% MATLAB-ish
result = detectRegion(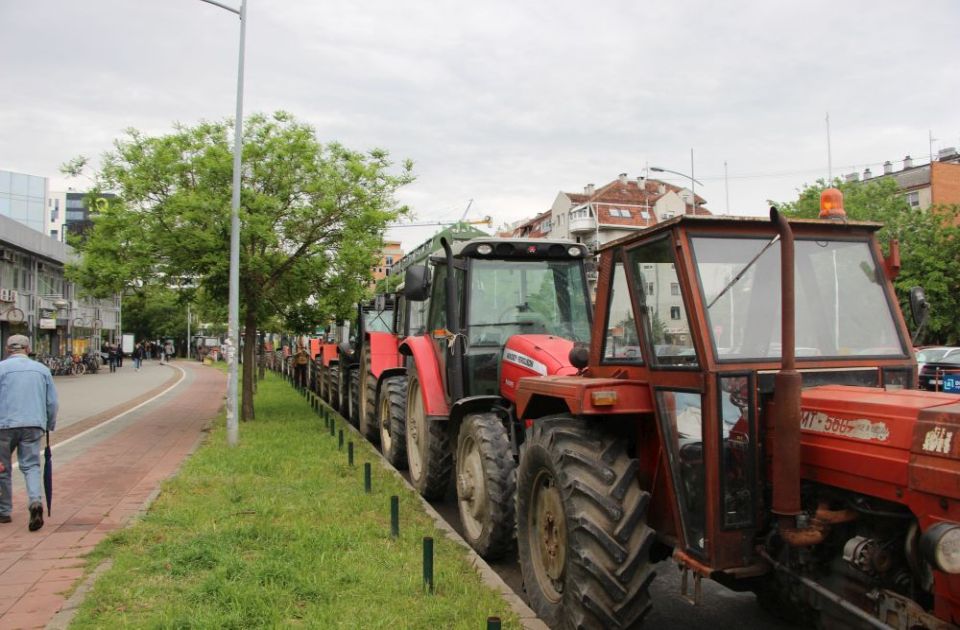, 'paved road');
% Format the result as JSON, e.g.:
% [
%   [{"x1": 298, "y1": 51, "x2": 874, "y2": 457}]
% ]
[{"x1": 0, "y1": 360, "x2": 225, "y2": 629}]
